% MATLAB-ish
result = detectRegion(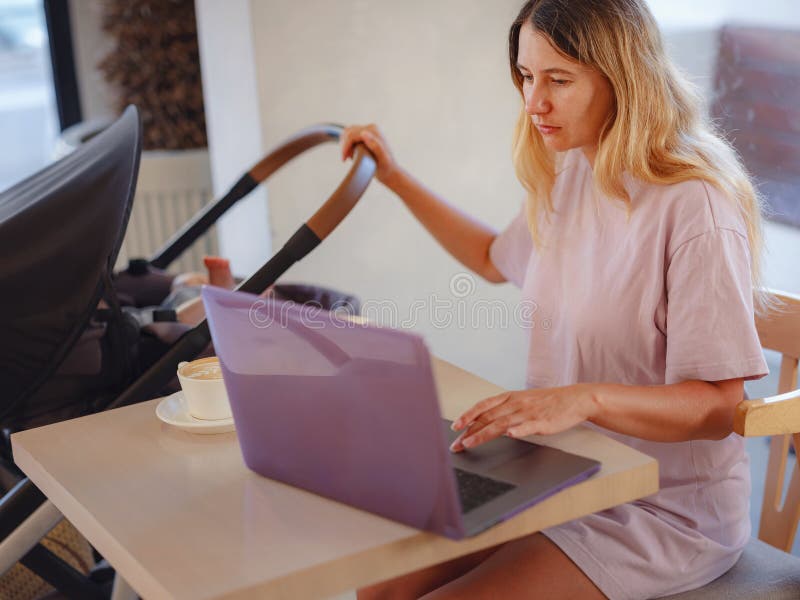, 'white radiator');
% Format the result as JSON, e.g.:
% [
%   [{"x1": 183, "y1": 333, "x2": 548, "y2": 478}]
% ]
[{"x1": 116, "y1": 148, "x2": 219, "y2": 274}]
